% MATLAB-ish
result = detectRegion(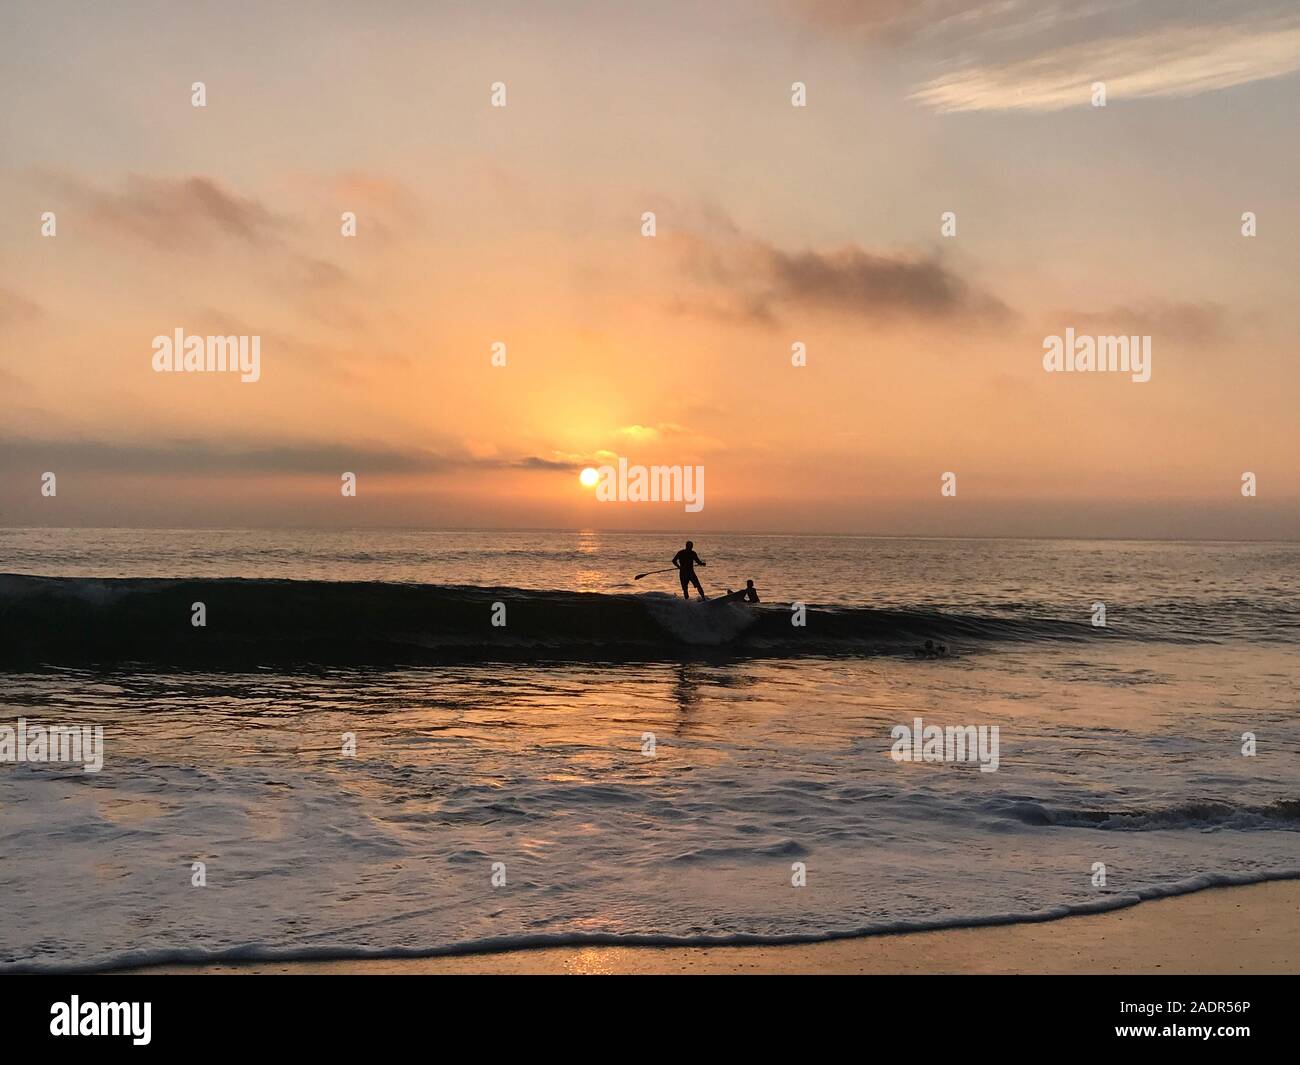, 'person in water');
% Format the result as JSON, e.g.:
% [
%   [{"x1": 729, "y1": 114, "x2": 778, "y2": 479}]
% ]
[
  {"x1": 741, "y1": 579, "x2": 760, "y2": 603},
  {"x1": 672, "y1": 540, "x2": 706, "y2": 600}
]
